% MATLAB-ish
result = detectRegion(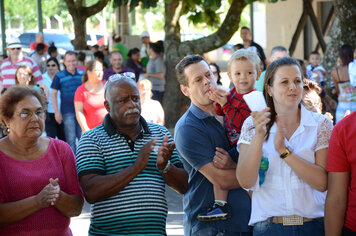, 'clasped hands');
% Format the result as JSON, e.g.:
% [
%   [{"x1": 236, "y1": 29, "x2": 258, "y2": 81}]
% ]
[{"x1": 35, "y1": 178, "x2": 61, "y2": 209}]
